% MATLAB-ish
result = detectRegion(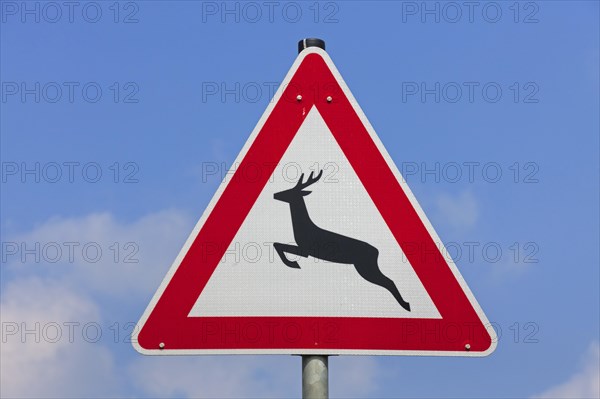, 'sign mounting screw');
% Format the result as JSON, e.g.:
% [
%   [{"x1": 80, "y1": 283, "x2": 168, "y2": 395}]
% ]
[
  {"x1": 296, "y1": 95, "x2": 303, "y2": 101},
  {"x1": 159, "y1": 342, "x2": 165, "y2": 350},
  {"x1": 326, "y1": 96, "x2": 333, "y2": 103},
  {"x1": 465, "y1": 343, "x2": 471, "y2": 351}
]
